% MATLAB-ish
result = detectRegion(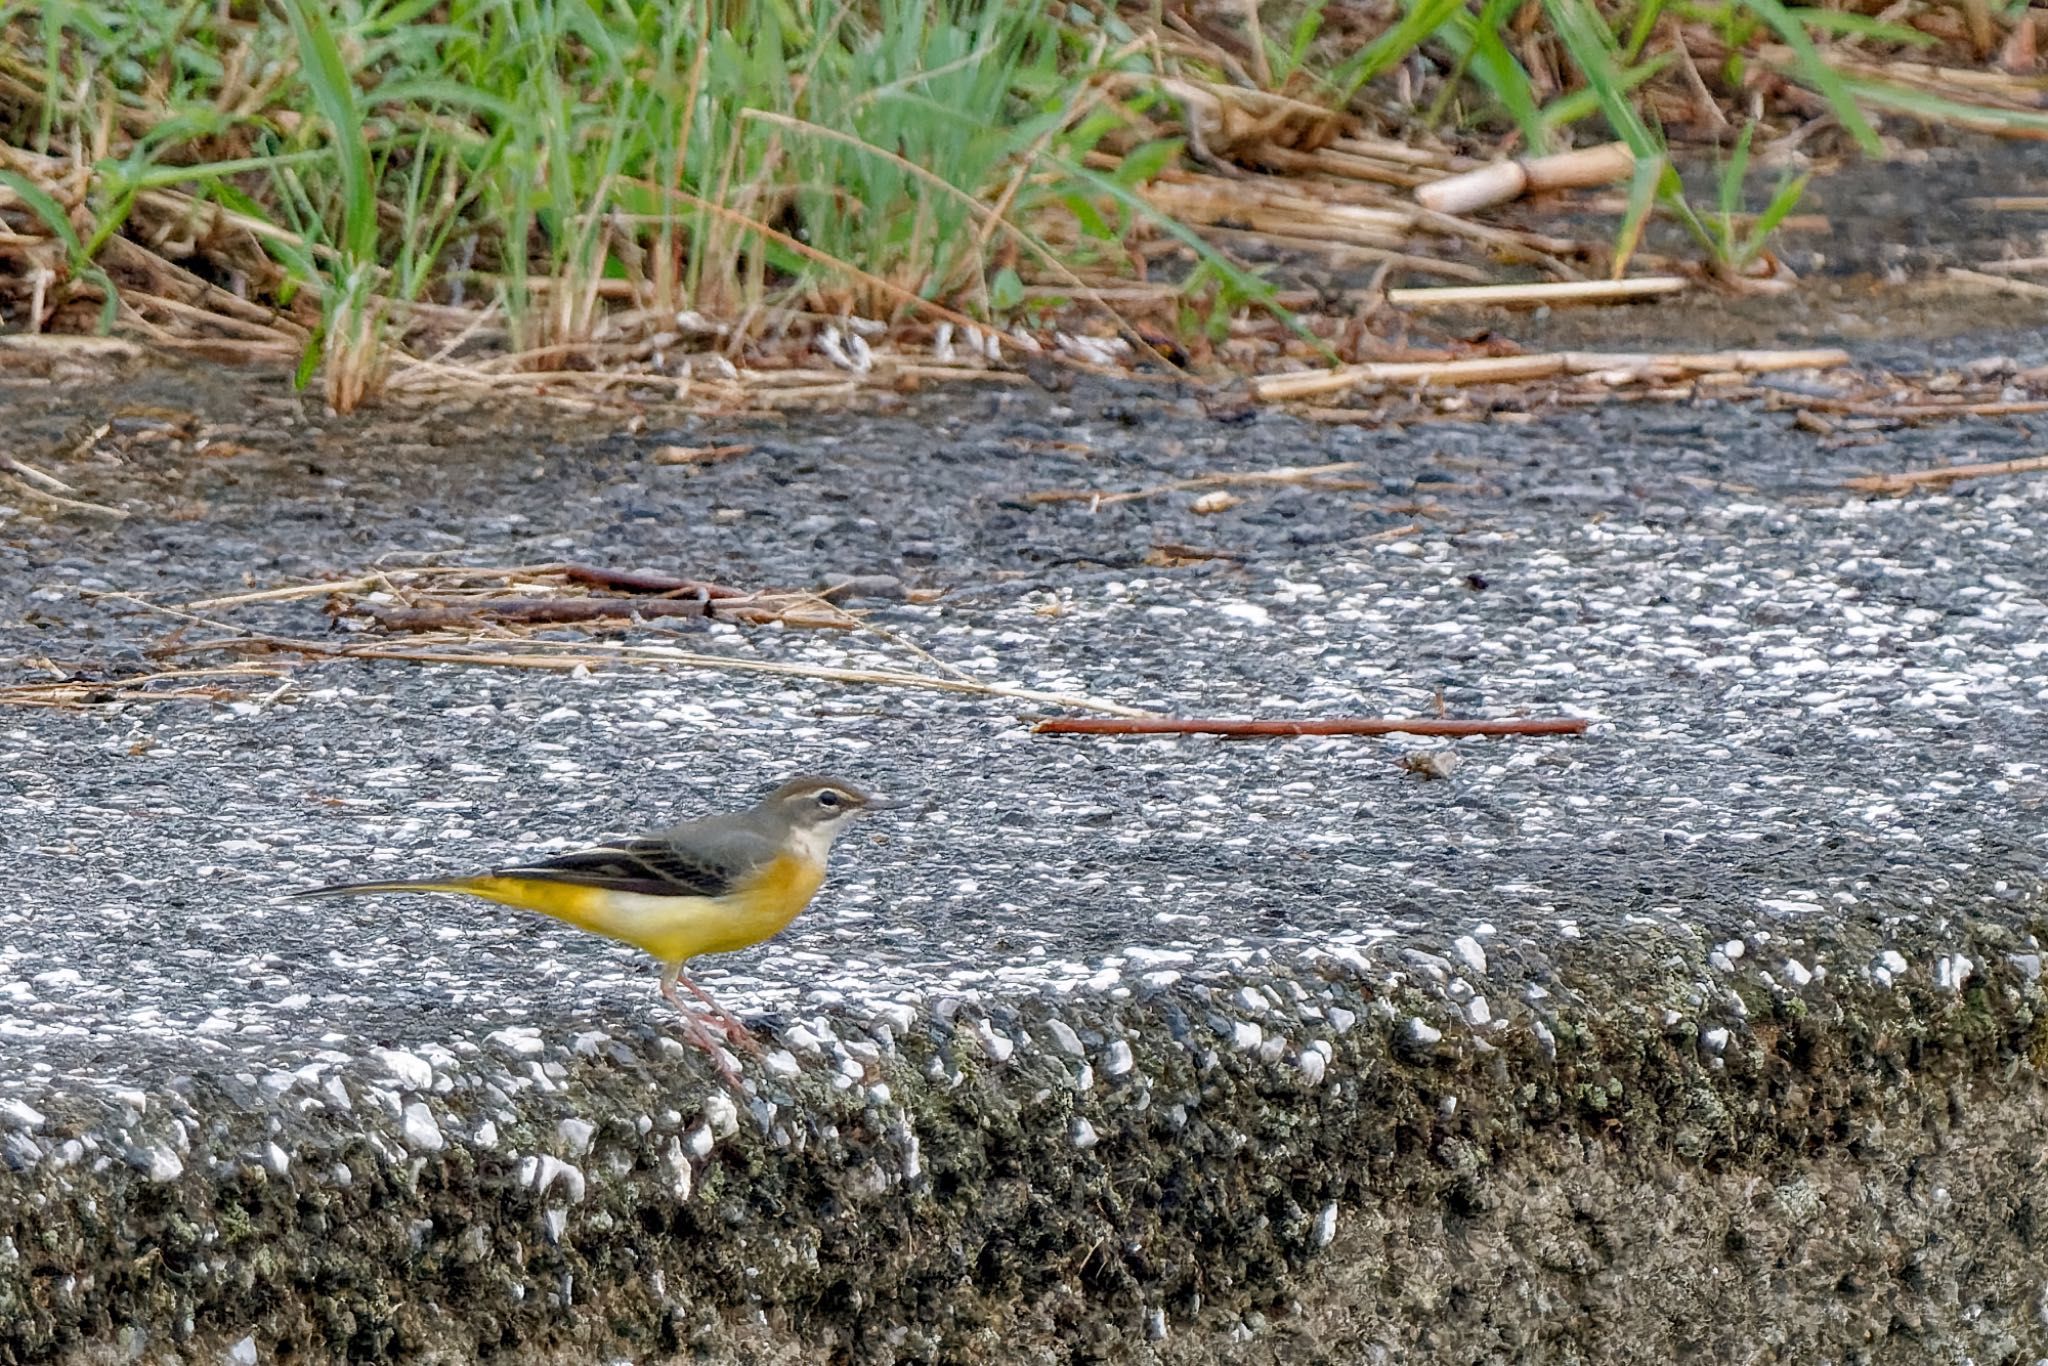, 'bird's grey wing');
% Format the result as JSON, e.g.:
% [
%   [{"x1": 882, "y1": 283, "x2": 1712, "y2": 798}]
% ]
[{"x1": 492, "y1": 817, "x2": 776, "y2": 898}]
